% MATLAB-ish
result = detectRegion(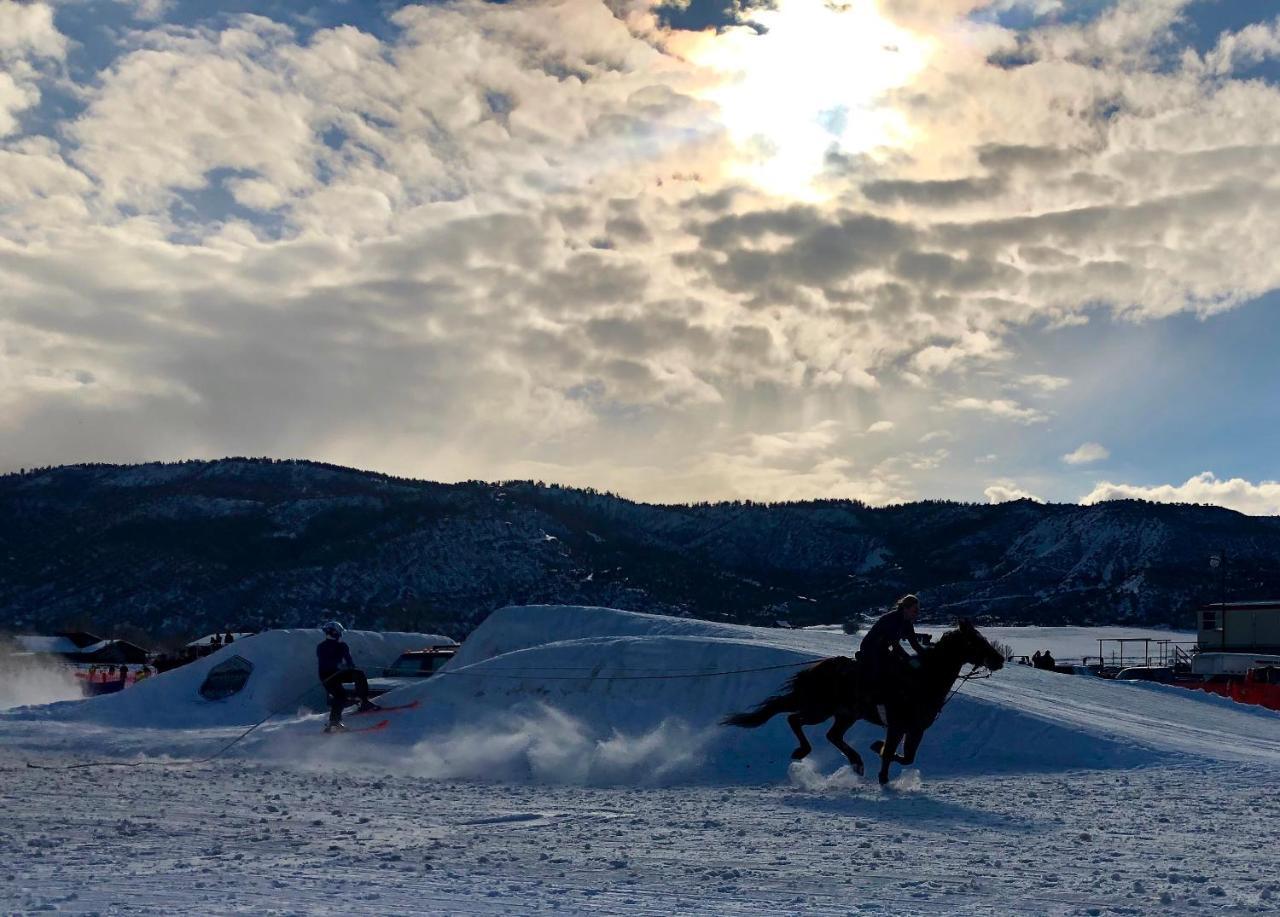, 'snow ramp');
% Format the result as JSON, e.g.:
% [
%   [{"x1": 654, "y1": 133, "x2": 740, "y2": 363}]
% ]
[
  {"x1": 4, "y1": 629, "x2": 451, "y2": 729},
  {"x1": 248, "y1": 606, "x2": 1280, "y2": 783}
]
